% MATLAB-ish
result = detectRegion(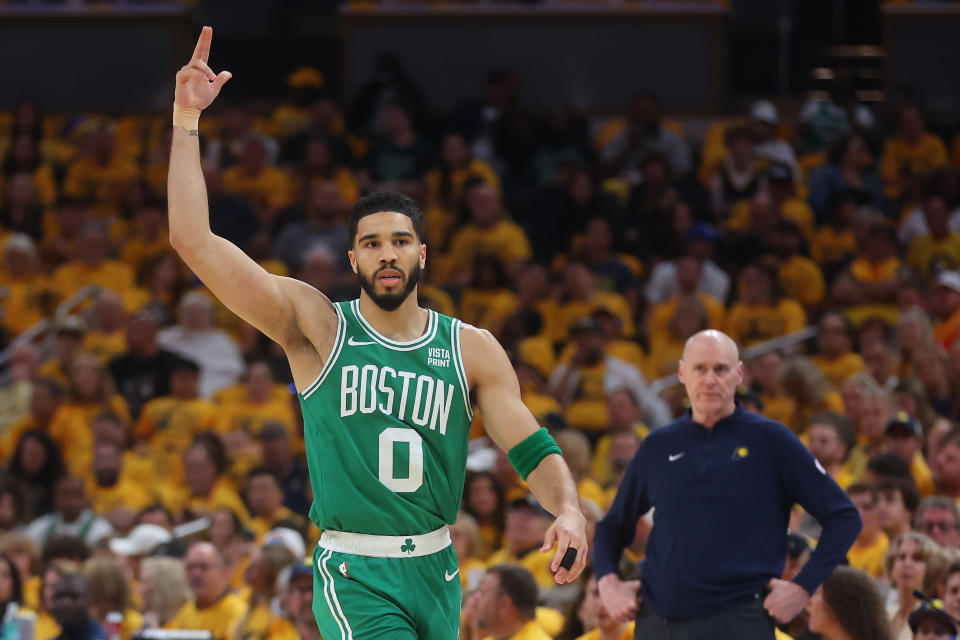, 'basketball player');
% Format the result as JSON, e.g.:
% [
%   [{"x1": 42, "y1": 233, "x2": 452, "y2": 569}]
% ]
[{"x1": 168, "y1": 27, "x2": 588, "y2": 640}]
